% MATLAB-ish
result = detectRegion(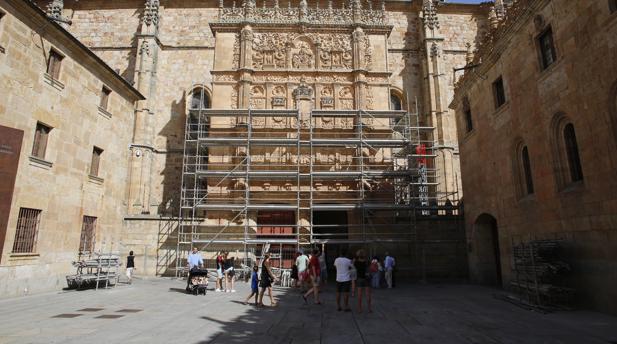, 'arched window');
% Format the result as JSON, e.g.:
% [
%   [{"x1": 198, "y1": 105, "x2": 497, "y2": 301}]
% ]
[
  {"x1": 521, "y1": 146, "x2": 534, "y2": 195},
  {"x1": 190, "y1": 87, "x2": 210, "y2": 110},
  {"x1": 563, "y1": 123, "x2": 583, "y2": 182},
  {"x1": 550, "y1": 114, "x2": 584, "y2": 190},
  {"x1": 513, "y1": 140, "x2": 534, "y2": 198},
  {"x1": 390, "y1": 92, "x2": 403, "y2": 111}
]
